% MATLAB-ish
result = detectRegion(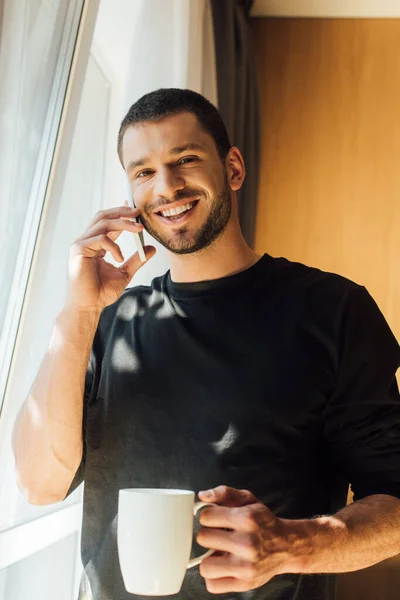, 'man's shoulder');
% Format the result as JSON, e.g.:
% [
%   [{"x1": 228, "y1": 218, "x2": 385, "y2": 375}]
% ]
[
  {"x1": 266, "y1": 254, "x2": 364, "y2": 314},
  {"x1": 268, "y1": 254, "x2": 360, "y2": 291}
]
